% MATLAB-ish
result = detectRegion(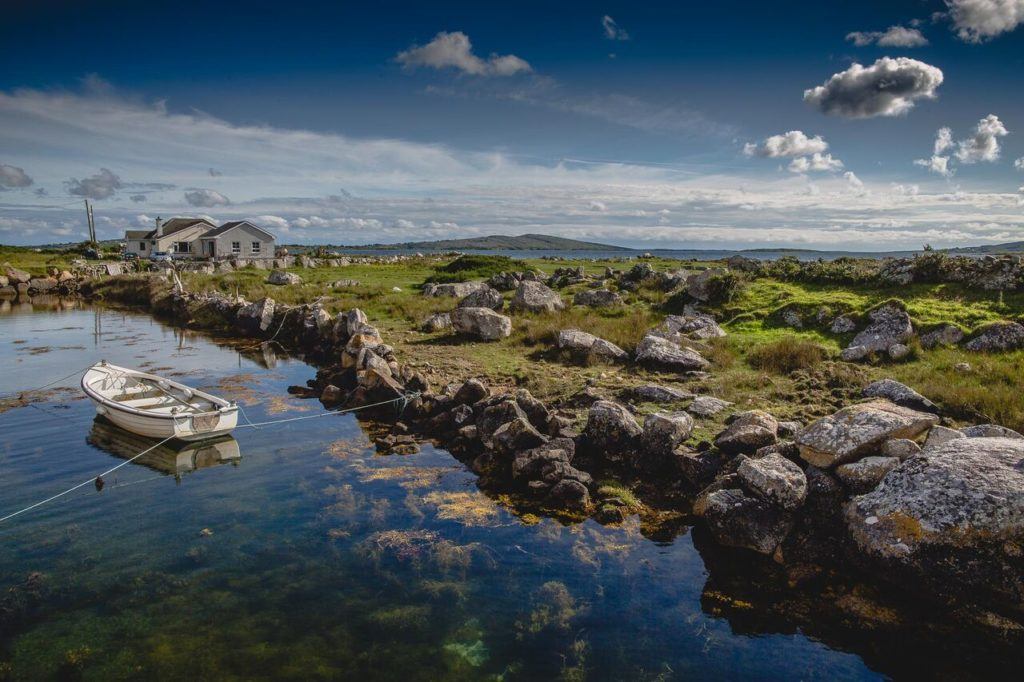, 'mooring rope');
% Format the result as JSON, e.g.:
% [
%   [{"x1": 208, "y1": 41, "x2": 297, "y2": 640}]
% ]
[
  {"x1": 0, "y1": 390, "x2": 420, "y2": 526},
  {"x1": 0, "y1": 364, "x2": 94, "y2": 401}
]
